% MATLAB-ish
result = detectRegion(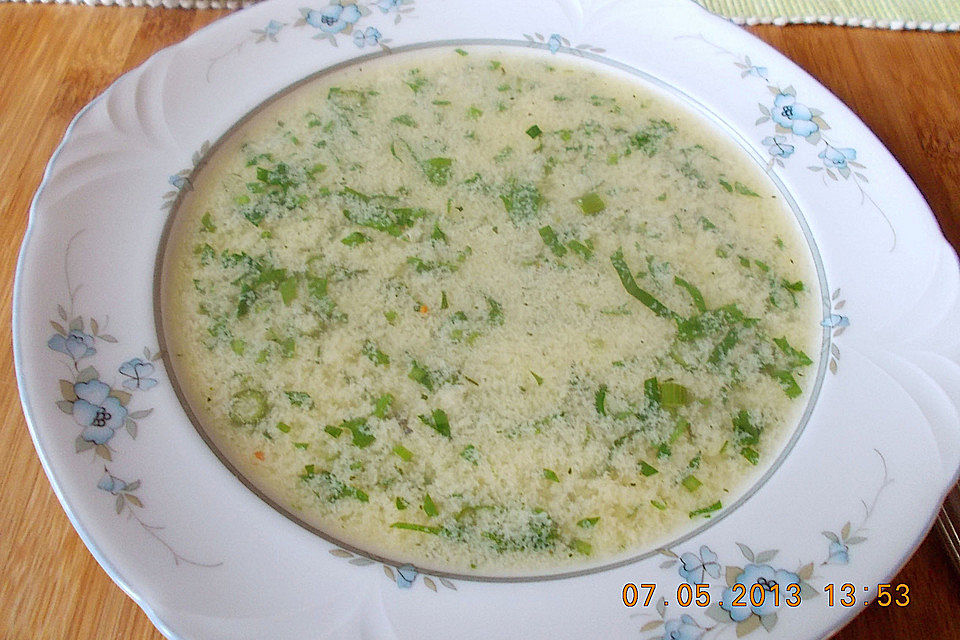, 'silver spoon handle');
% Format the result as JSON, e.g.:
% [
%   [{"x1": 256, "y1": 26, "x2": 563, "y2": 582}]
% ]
[{"x1": 936, "y1": 484, "x2": 960, "y2": 576}]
